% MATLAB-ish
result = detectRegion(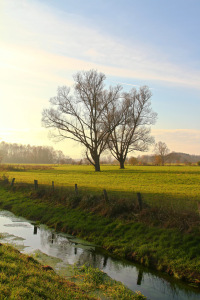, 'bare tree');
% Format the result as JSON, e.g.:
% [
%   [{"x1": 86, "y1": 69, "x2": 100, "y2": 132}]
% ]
[
  {"x1": 107, "y1": 86, "x2": 157, "y2": 169},
  {"x1": 154, "y1": 141, "x2": 170, "y2": 165},
  {"x1": 42, "y1": 70, "x2": 121, "y2": 171}
]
